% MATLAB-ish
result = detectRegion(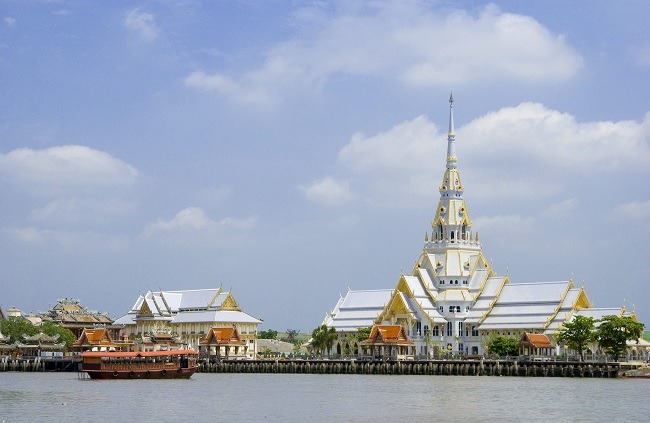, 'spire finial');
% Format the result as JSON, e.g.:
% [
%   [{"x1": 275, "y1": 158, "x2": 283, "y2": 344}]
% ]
[{"x1": 446, "y1": 93, "x2": 457, "y2": 169}]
